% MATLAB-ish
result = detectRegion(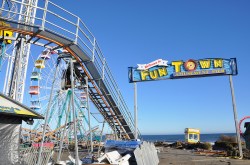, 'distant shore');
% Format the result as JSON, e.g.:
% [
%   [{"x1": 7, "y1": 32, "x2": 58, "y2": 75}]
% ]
[{"x1": 141, "y1": 133, "x2": 239, "y2": 143}]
